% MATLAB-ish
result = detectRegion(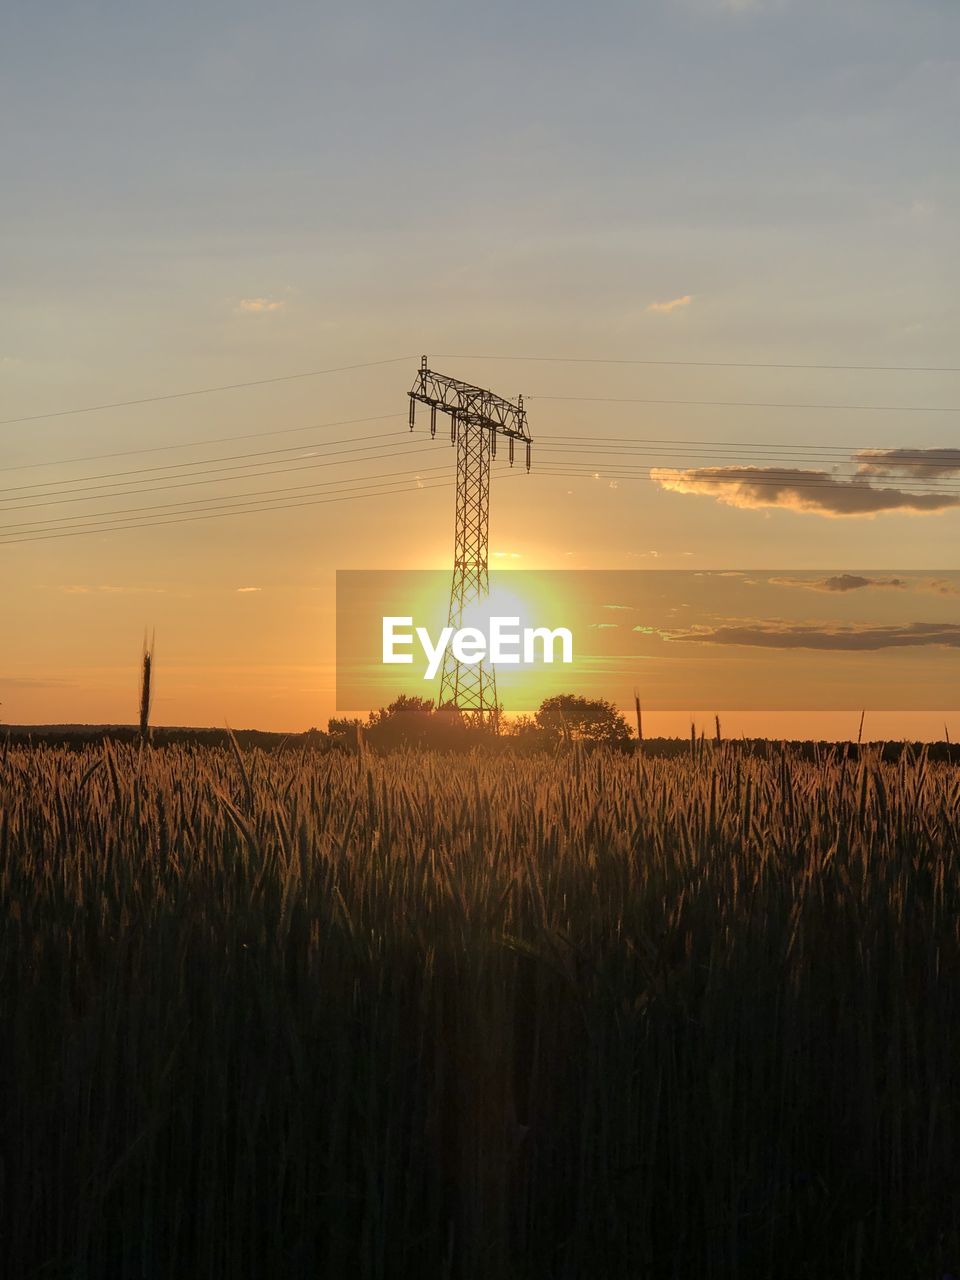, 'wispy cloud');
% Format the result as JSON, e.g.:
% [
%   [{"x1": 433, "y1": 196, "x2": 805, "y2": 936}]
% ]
[
  {"x1": 236, "y1": 586, "x2": 261, "y2": 593},
  {"x1": 650, "y1": 466, "x2": 960, "y2": 517},
  {"x1": 665, "y1": 620, "x2": 960, "y2": 650},
  {"x1": 854, "y1": 448, "x2": 960, "y2": 480},
  {"x1": 237, "y1": 297, "x2": 285, "y2": 314},
  {"x1": 919, "y1": 577, "x2": 960, "y2": 596},
  {"x1": 769, "y1": 574, "x2": 909, "y2": 593},
  {"x1": 646, "y1": 294, "x2": 692, "y2": 314},
  {"x1": 0, "y1": 676, "x2": 73, "y2": 689},
  {"x1": 56, "y1": 584, "x2": 166, "y2": 595}
]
